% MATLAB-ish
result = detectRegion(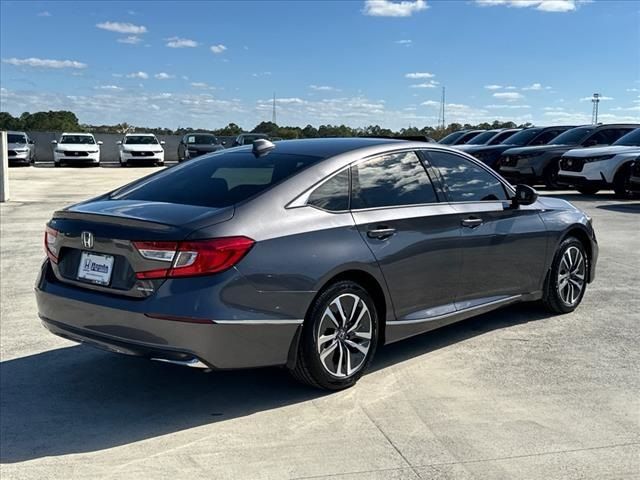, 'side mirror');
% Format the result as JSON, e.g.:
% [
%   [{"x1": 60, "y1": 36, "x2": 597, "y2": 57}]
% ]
[
  {"x1": 512, "y1": 184, "x2": 538, "y2": 207},
  {"x1": 97, "y1": 141, "x2": 103, "y2": 145},
  {"x1": 116, "y1": 140, "x2": 122, "y2": 145},
  {"x1": 51, "y1": 140, "x2": 57, "y2": 144},
  {"x1": 160, "y1": 140, "x2": 166, "y2": 145}
]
